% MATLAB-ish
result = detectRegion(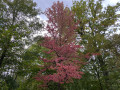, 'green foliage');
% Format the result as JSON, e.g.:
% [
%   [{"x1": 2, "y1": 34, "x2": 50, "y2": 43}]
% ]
[
  {"x1": 71, "y1": 0, "x2": 120, "y2": 89},
  {"x1": 0, "y1": 0, "x2": 42, "y2": 89},
  {"x1": 0, "y1": 0, "x2": 120, "y2": 89},
  {"x1": 16, "y1": 36, "x2": 50, "y2": 90}
]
